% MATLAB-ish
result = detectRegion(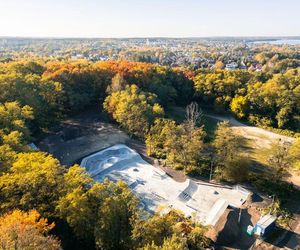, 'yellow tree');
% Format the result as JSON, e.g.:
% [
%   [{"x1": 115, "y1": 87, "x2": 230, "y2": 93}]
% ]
[
  {"x1": 215, "y1": 61, "x2": 224, "y2": 69},
  {"x1": 230, "y1": 96, "x2": 248, "y2": 119},
  {"x1": 0, "y1": 152, "x2": 64, "y2": 217},
  {"x1": 0, "y1": 210, "x2": 61, "y2": 250}
]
